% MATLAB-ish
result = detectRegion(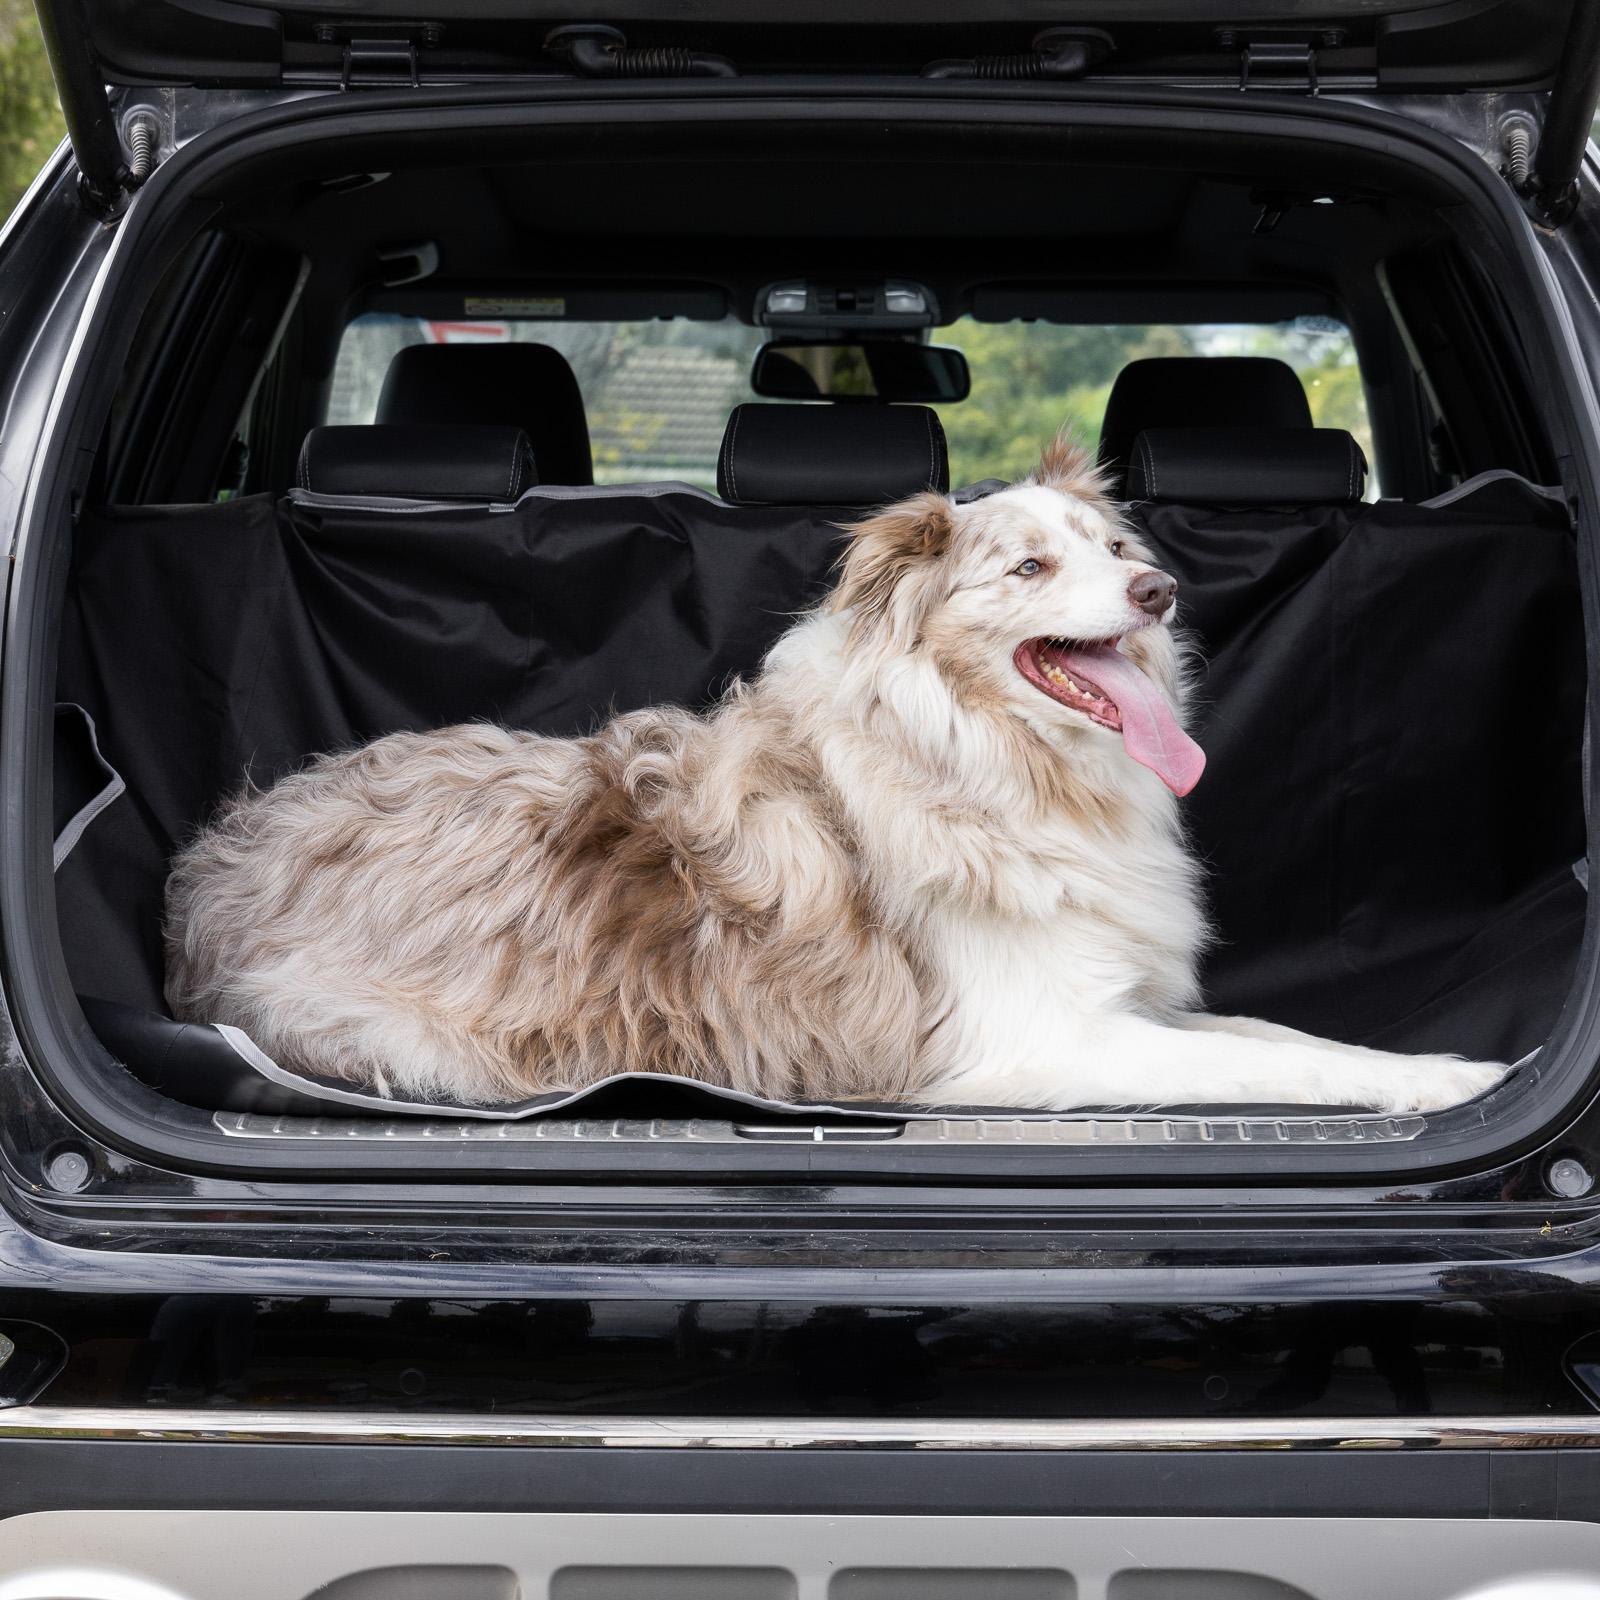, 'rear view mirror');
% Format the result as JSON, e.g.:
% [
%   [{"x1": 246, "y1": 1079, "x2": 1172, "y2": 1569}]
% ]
[{"x1": 751, "y1": 340, "x2": 971, "y2": 403}]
